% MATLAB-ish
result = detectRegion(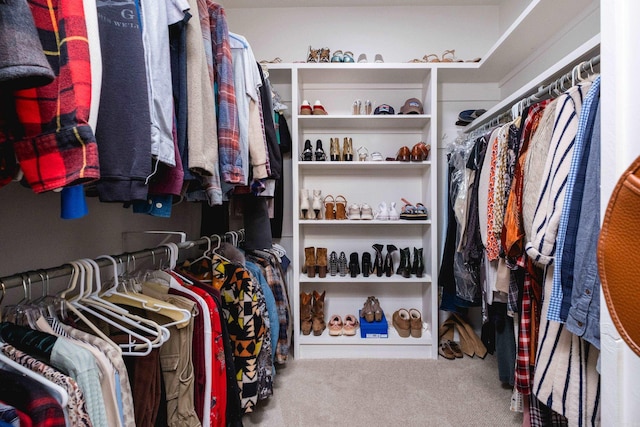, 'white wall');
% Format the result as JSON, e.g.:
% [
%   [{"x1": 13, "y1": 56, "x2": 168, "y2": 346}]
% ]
[{"x1": 224, "y1": 5, "x2": 499, "y2": 64}]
